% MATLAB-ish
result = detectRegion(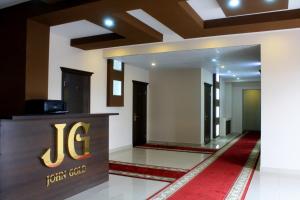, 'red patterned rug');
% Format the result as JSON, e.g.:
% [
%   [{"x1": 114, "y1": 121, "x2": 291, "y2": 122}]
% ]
[
  {"x1": 149, "y1": 132, "x2": 260, "y2": 200},
  {"x1": 109, "y1": 161, "x2": 188, "y2": 182},
  {"x1": 135, "y1": 143, "x2": 217, "y2": 154}
]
